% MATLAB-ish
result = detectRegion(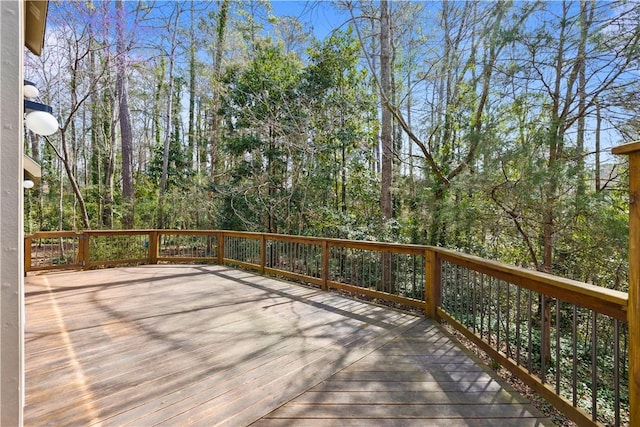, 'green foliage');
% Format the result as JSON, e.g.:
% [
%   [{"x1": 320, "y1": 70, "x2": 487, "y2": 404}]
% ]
[
  {"x1": 26, "y1": 1, "x2": 634, "y2": 295},
  {"x1": 147, "y1": 137, "x2": 194, "y2": 191}
]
